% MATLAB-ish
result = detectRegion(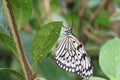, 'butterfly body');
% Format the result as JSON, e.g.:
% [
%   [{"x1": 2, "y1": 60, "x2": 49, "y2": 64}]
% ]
[{"x1": 55, "y1": 27, "x2": 93, "y2": 79}]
